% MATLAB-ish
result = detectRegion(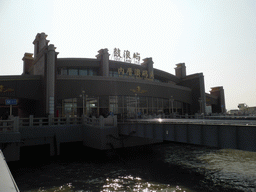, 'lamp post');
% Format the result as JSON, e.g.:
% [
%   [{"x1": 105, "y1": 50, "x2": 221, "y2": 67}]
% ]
[
  {"x1": 198, "y1": 97, "x2": 202, "y2": 114},
  {"x1": 135, "y1": 93, "x2": 137, "y2": 118},
  {"x1": 80, "y1": 90, "x2": 86, "y2": 116},
  {"x1": 170, "y1": 96, "x2": 174, "y2": 114}
]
